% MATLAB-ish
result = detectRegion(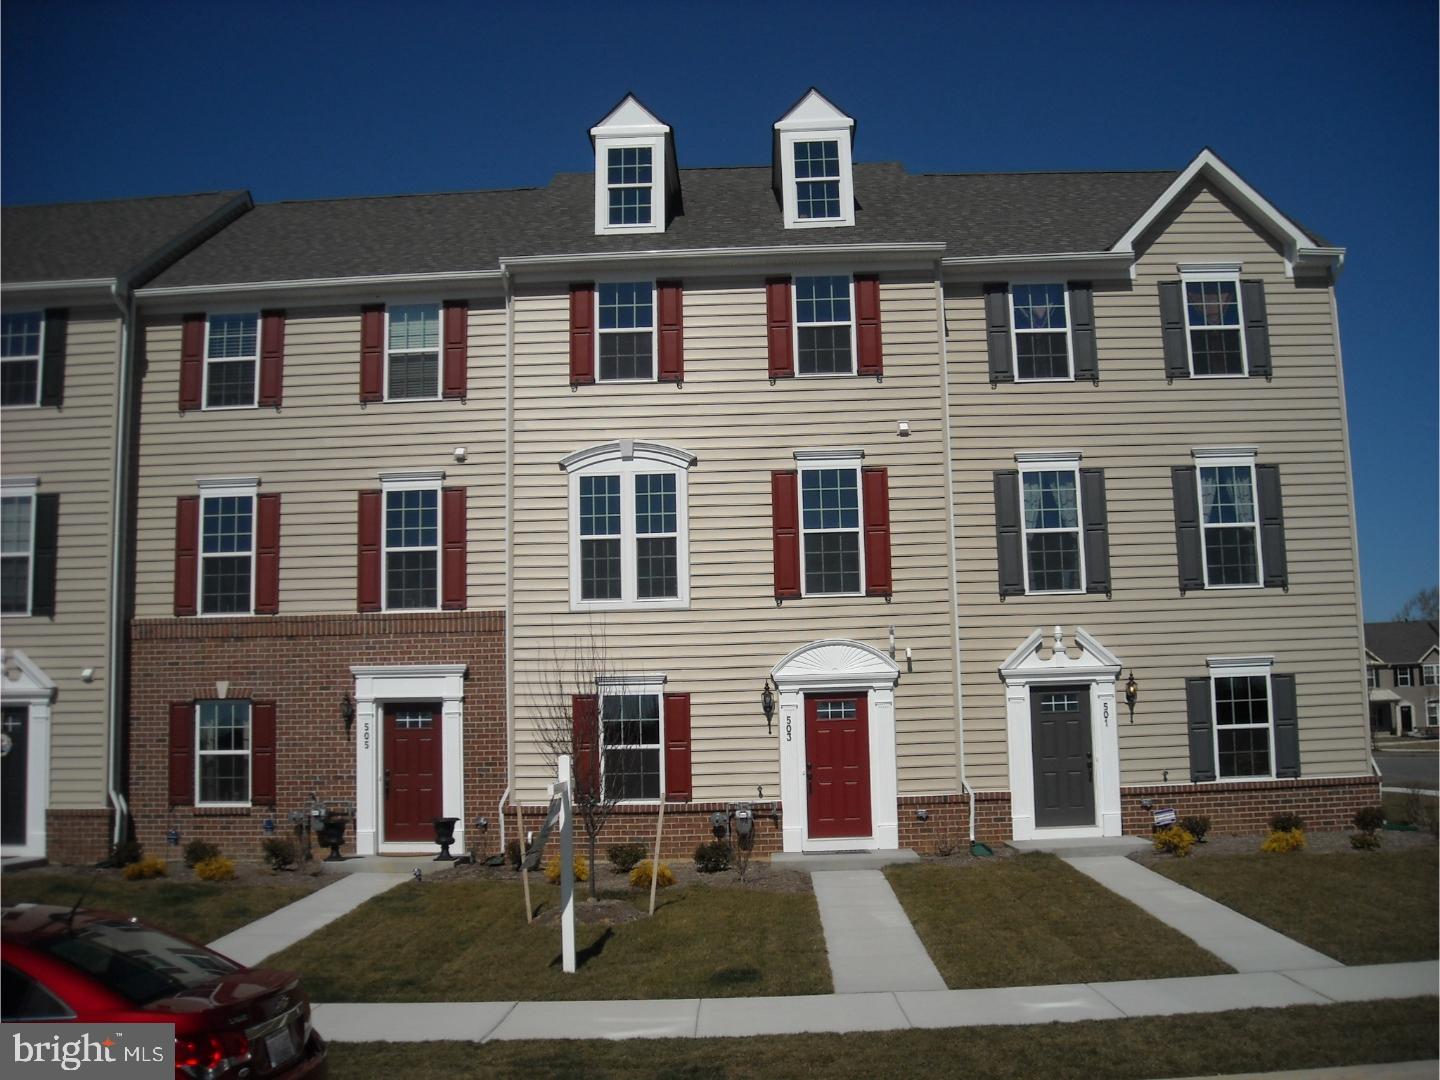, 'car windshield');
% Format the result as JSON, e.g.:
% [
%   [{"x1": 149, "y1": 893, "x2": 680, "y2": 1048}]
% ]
[{"x1": 32, "y1": 918, "x2": 240, "y2": 1005}]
